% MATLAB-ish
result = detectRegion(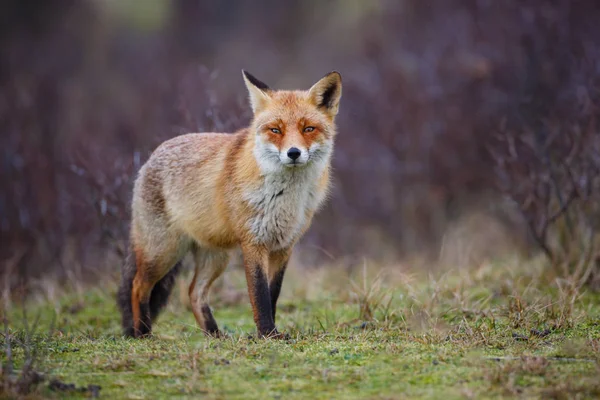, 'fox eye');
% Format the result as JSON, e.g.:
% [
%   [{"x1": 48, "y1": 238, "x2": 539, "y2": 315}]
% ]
[
  {"x1": 303, "y1": 126, "x2": 315, "y2": 133},
  {"x1": 270, "y1": 128, "x2": 281, "y2": 134}
]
